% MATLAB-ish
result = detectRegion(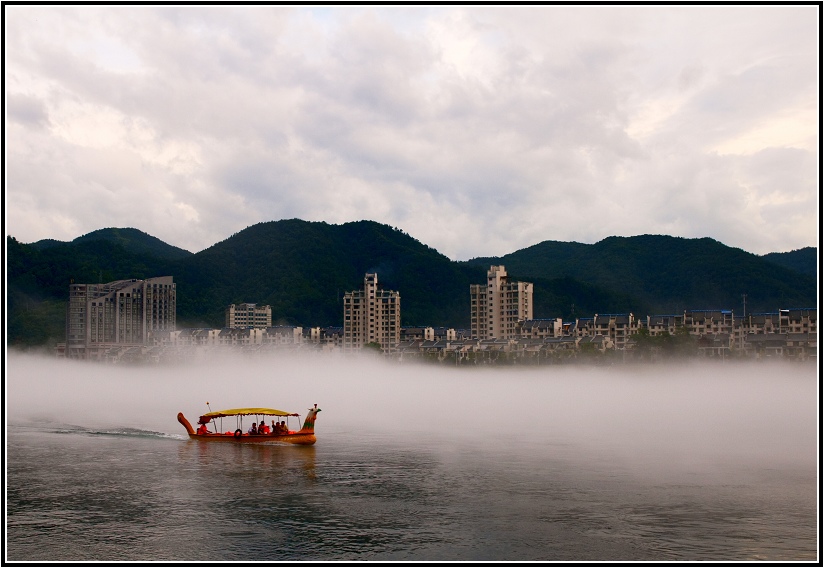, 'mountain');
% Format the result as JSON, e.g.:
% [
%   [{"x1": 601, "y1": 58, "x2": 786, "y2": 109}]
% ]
[
  {"x1": 172, "y1": 219, "x2": 483, "y2": 328},
  {"x1": 30, "y1": 227, "x2": 193, "y2": 261},
  {"x1": 762, "y1": 247, "x2": 817, "y2": 278},
  {"x1": 6, "y1": 222, "x2": 818, "y2": 347},
  {"x1": 464, "y1": 234, "x2": 817, "y2": 315}
]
